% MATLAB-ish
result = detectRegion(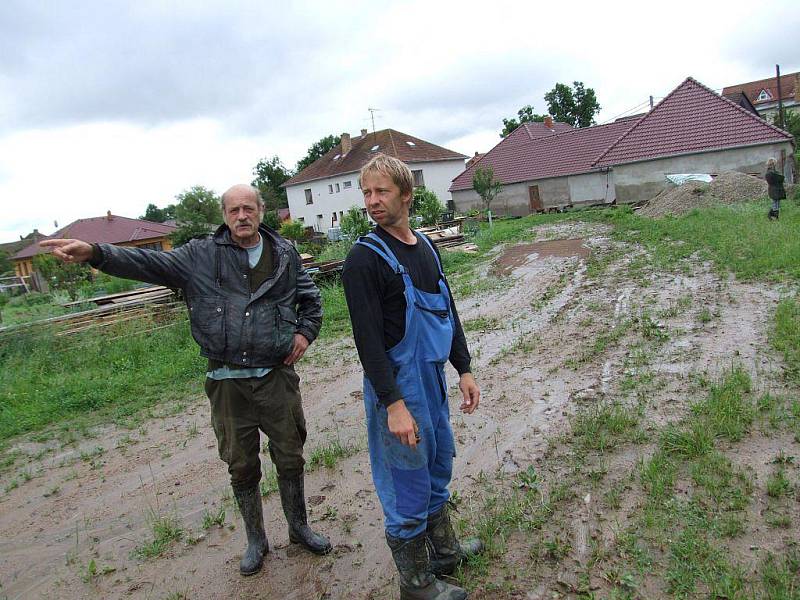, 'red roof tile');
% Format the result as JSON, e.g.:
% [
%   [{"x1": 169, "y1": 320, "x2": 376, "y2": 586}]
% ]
[
  {"x1": 283, "y1": 129, "x2": 467, "y2": 187},
  {"x1": 13, "y1": 215, "x2": 176, "y2": 260},
  {"x1": 449, "y1": 119, "x2": 634, "y2": 191},
  {"x1": 722, "y1": 71, "x2": 799, "y2": 105},
  {"x1": 594, "y1": 77, "x2": 793, "y2": 167}
]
